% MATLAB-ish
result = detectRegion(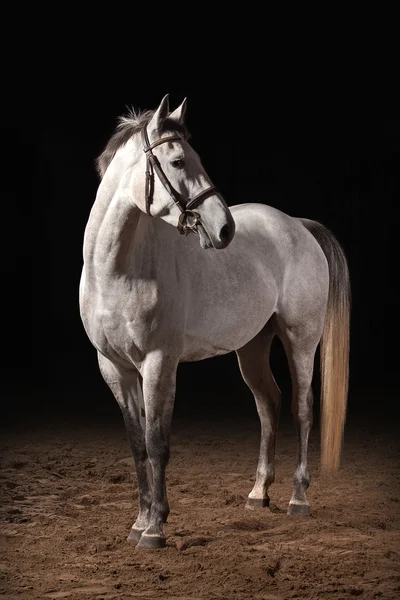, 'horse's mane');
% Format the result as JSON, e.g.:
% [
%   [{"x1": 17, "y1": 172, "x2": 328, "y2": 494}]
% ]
[{"x1": 96, "y1": 108, "x2": 189, "y2": 179}]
